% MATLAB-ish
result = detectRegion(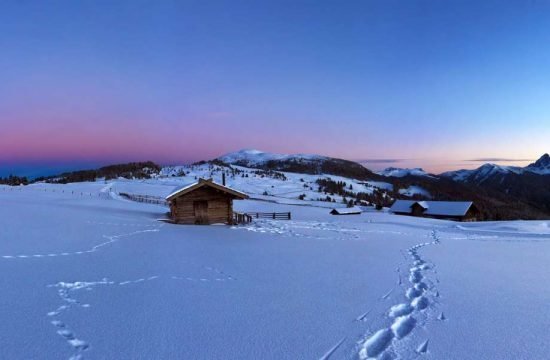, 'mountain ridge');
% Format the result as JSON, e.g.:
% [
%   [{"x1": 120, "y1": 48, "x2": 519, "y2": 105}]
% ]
[
  {"x1": 442, "y1": 153, "x2": 550, "y2": 180},
  {"x1": 215, "y1": 149, "x2": 383, "y2": 181}
]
